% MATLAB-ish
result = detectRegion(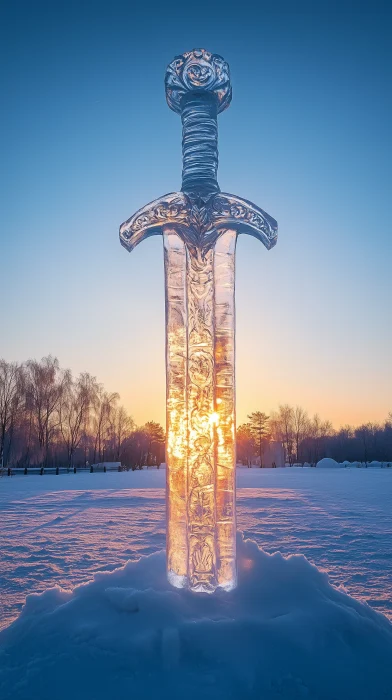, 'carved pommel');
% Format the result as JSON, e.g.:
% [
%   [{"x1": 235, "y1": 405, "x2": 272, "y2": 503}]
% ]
[{"x1": 165, "y1": 49, "x2": 232, "y2": 115}]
